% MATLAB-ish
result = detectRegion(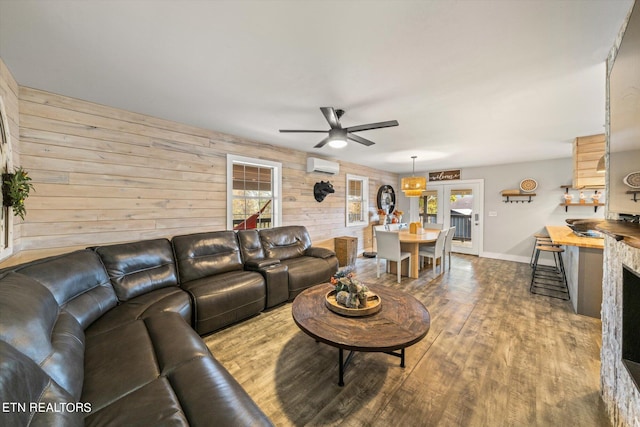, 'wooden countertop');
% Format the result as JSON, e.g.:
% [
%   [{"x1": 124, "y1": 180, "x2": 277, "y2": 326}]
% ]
[{"x1": 545, "y1": 225, "x2": 604, "y2": 250}]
